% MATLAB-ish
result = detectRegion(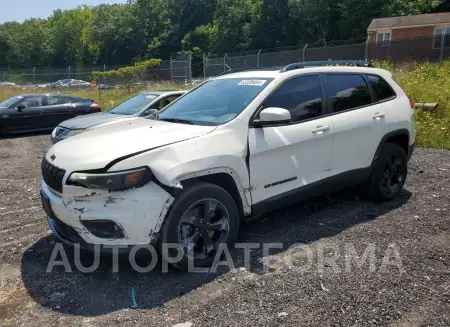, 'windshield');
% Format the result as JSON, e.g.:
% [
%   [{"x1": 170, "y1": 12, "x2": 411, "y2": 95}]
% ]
[
  {"x1": 109, "y1": 93, "x2": 158, "y2": 115},
  {"x1": 158, "y1": 78, "x2": 273, "y2": 125},
  {"x1": 0, "y1": 96, "x2": 23, "y2": 108}
]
